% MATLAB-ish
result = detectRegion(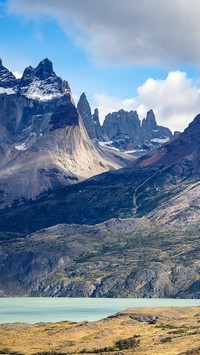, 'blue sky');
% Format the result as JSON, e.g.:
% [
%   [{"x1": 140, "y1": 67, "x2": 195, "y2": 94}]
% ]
[{"x1": 1, "y1": 0, "x2": 200, "y2": 132}]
